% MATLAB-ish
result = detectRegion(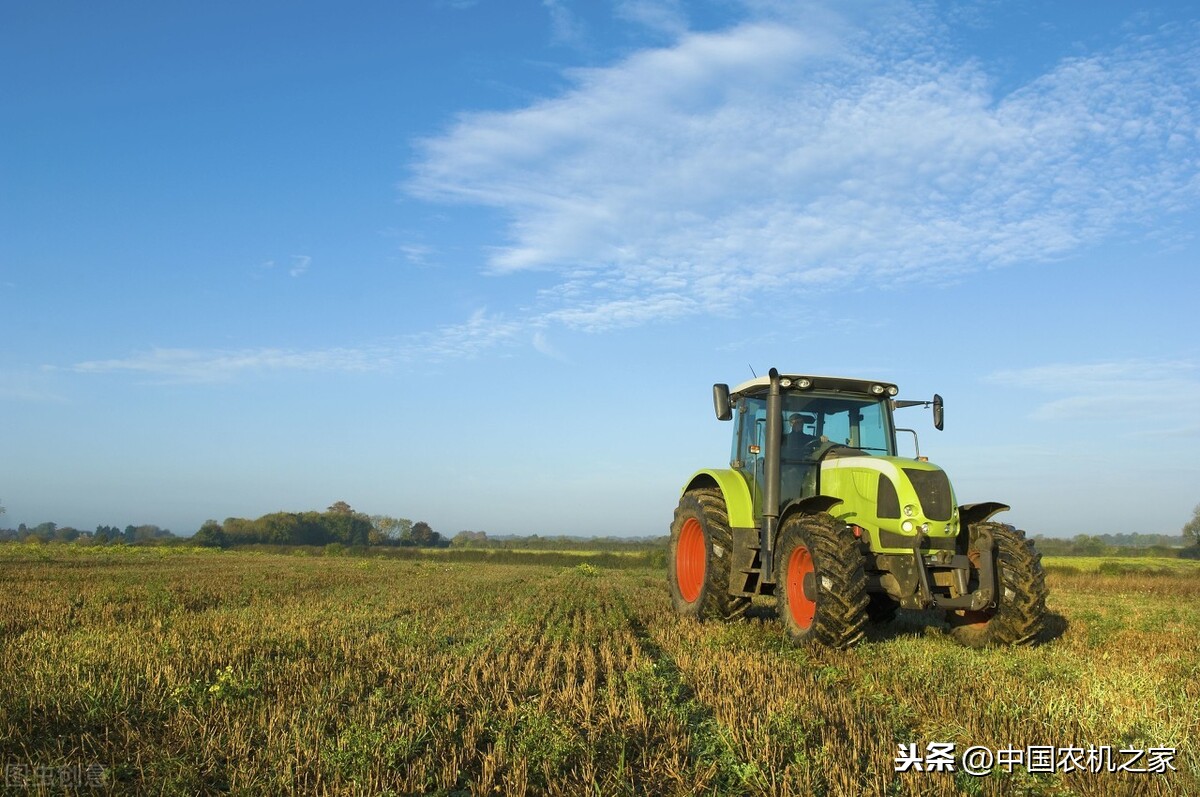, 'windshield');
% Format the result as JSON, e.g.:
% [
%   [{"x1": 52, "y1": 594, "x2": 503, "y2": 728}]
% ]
[
  {"x1": 782, "y1": 393, "x2": 895, "y2": 455},
  {"x1": 731, "y1": 390, "x2": 896, "y2": 513}
]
